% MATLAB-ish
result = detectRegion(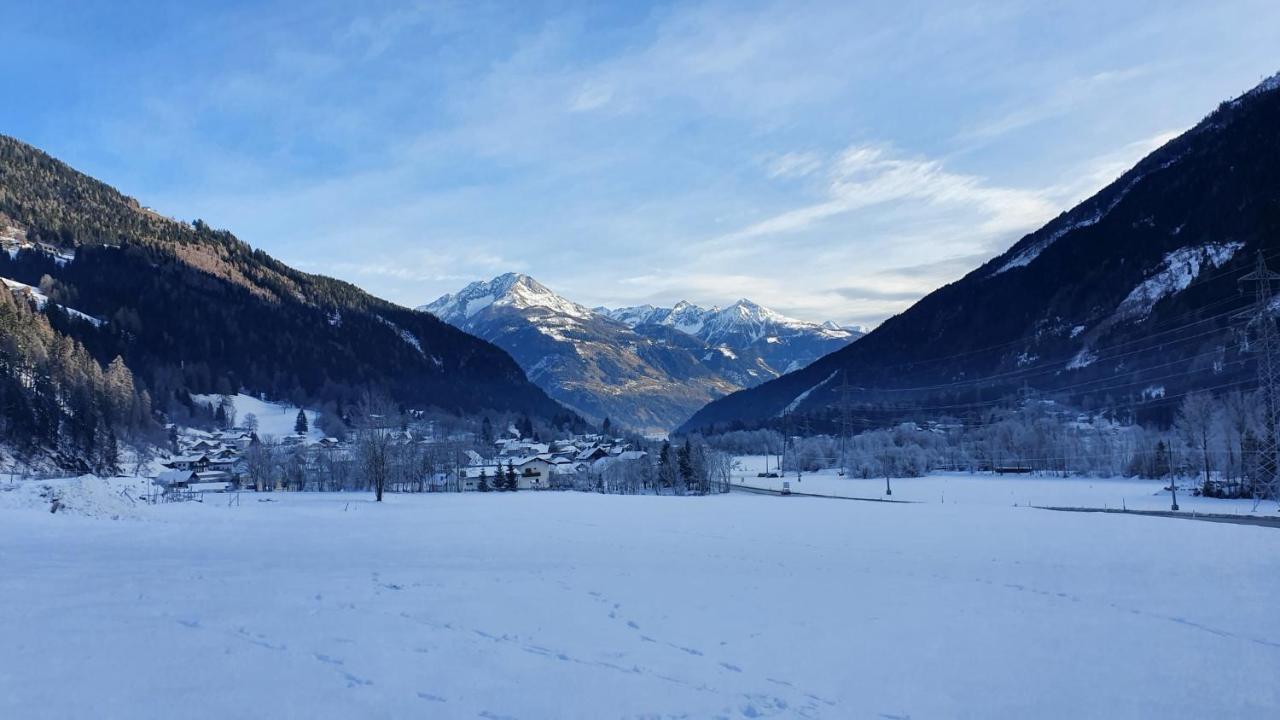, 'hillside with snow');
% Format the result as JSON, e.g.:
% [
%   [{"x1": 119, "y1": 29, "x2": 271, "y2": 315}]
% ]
[{"x1": 681, "y1": 69, "x2": 1280, "y2": 434}]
